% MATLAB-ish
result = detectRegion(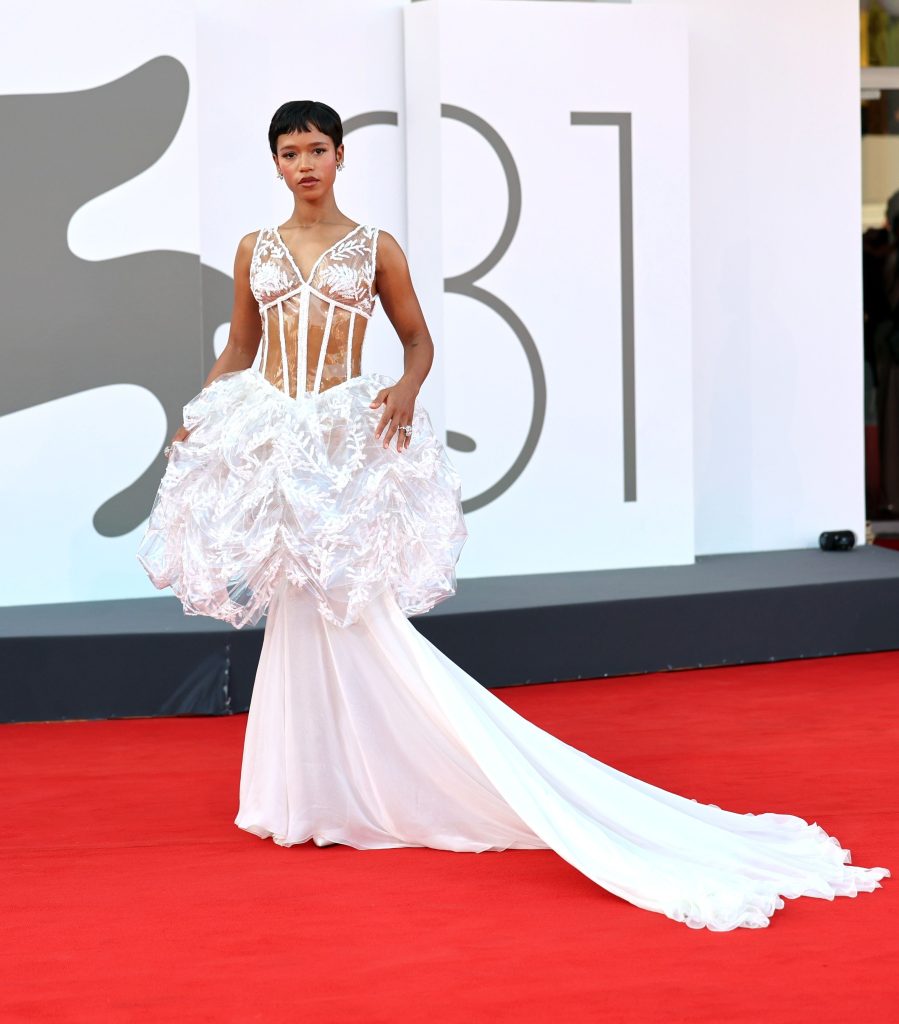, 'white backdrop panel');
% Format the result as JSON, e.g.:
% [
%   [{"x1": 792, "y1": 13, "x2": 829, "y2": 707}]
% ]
[
  {"x1": 0, "y1": 0, "x2": 200, "y2": 607},
  {"x1": 405, "y1": 0, "x2": 695, "y2": 577},
  {"x1": 636, "y1": 0, "x2": 865, "y2": 554}
]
